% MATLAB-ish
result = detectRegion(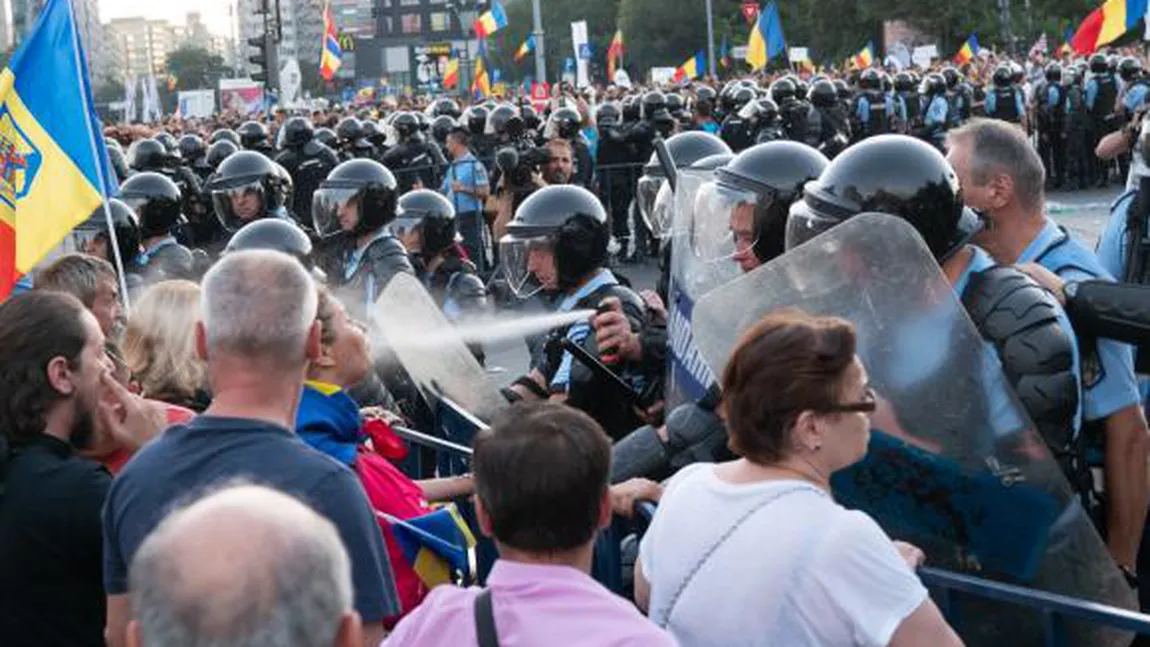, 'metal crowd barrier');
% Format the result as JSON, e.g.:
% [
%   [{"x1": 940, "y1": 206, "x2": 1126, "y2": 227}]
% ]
[{"x1": 631, "y1": 501, "x2": 1150, "y2": 645}]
